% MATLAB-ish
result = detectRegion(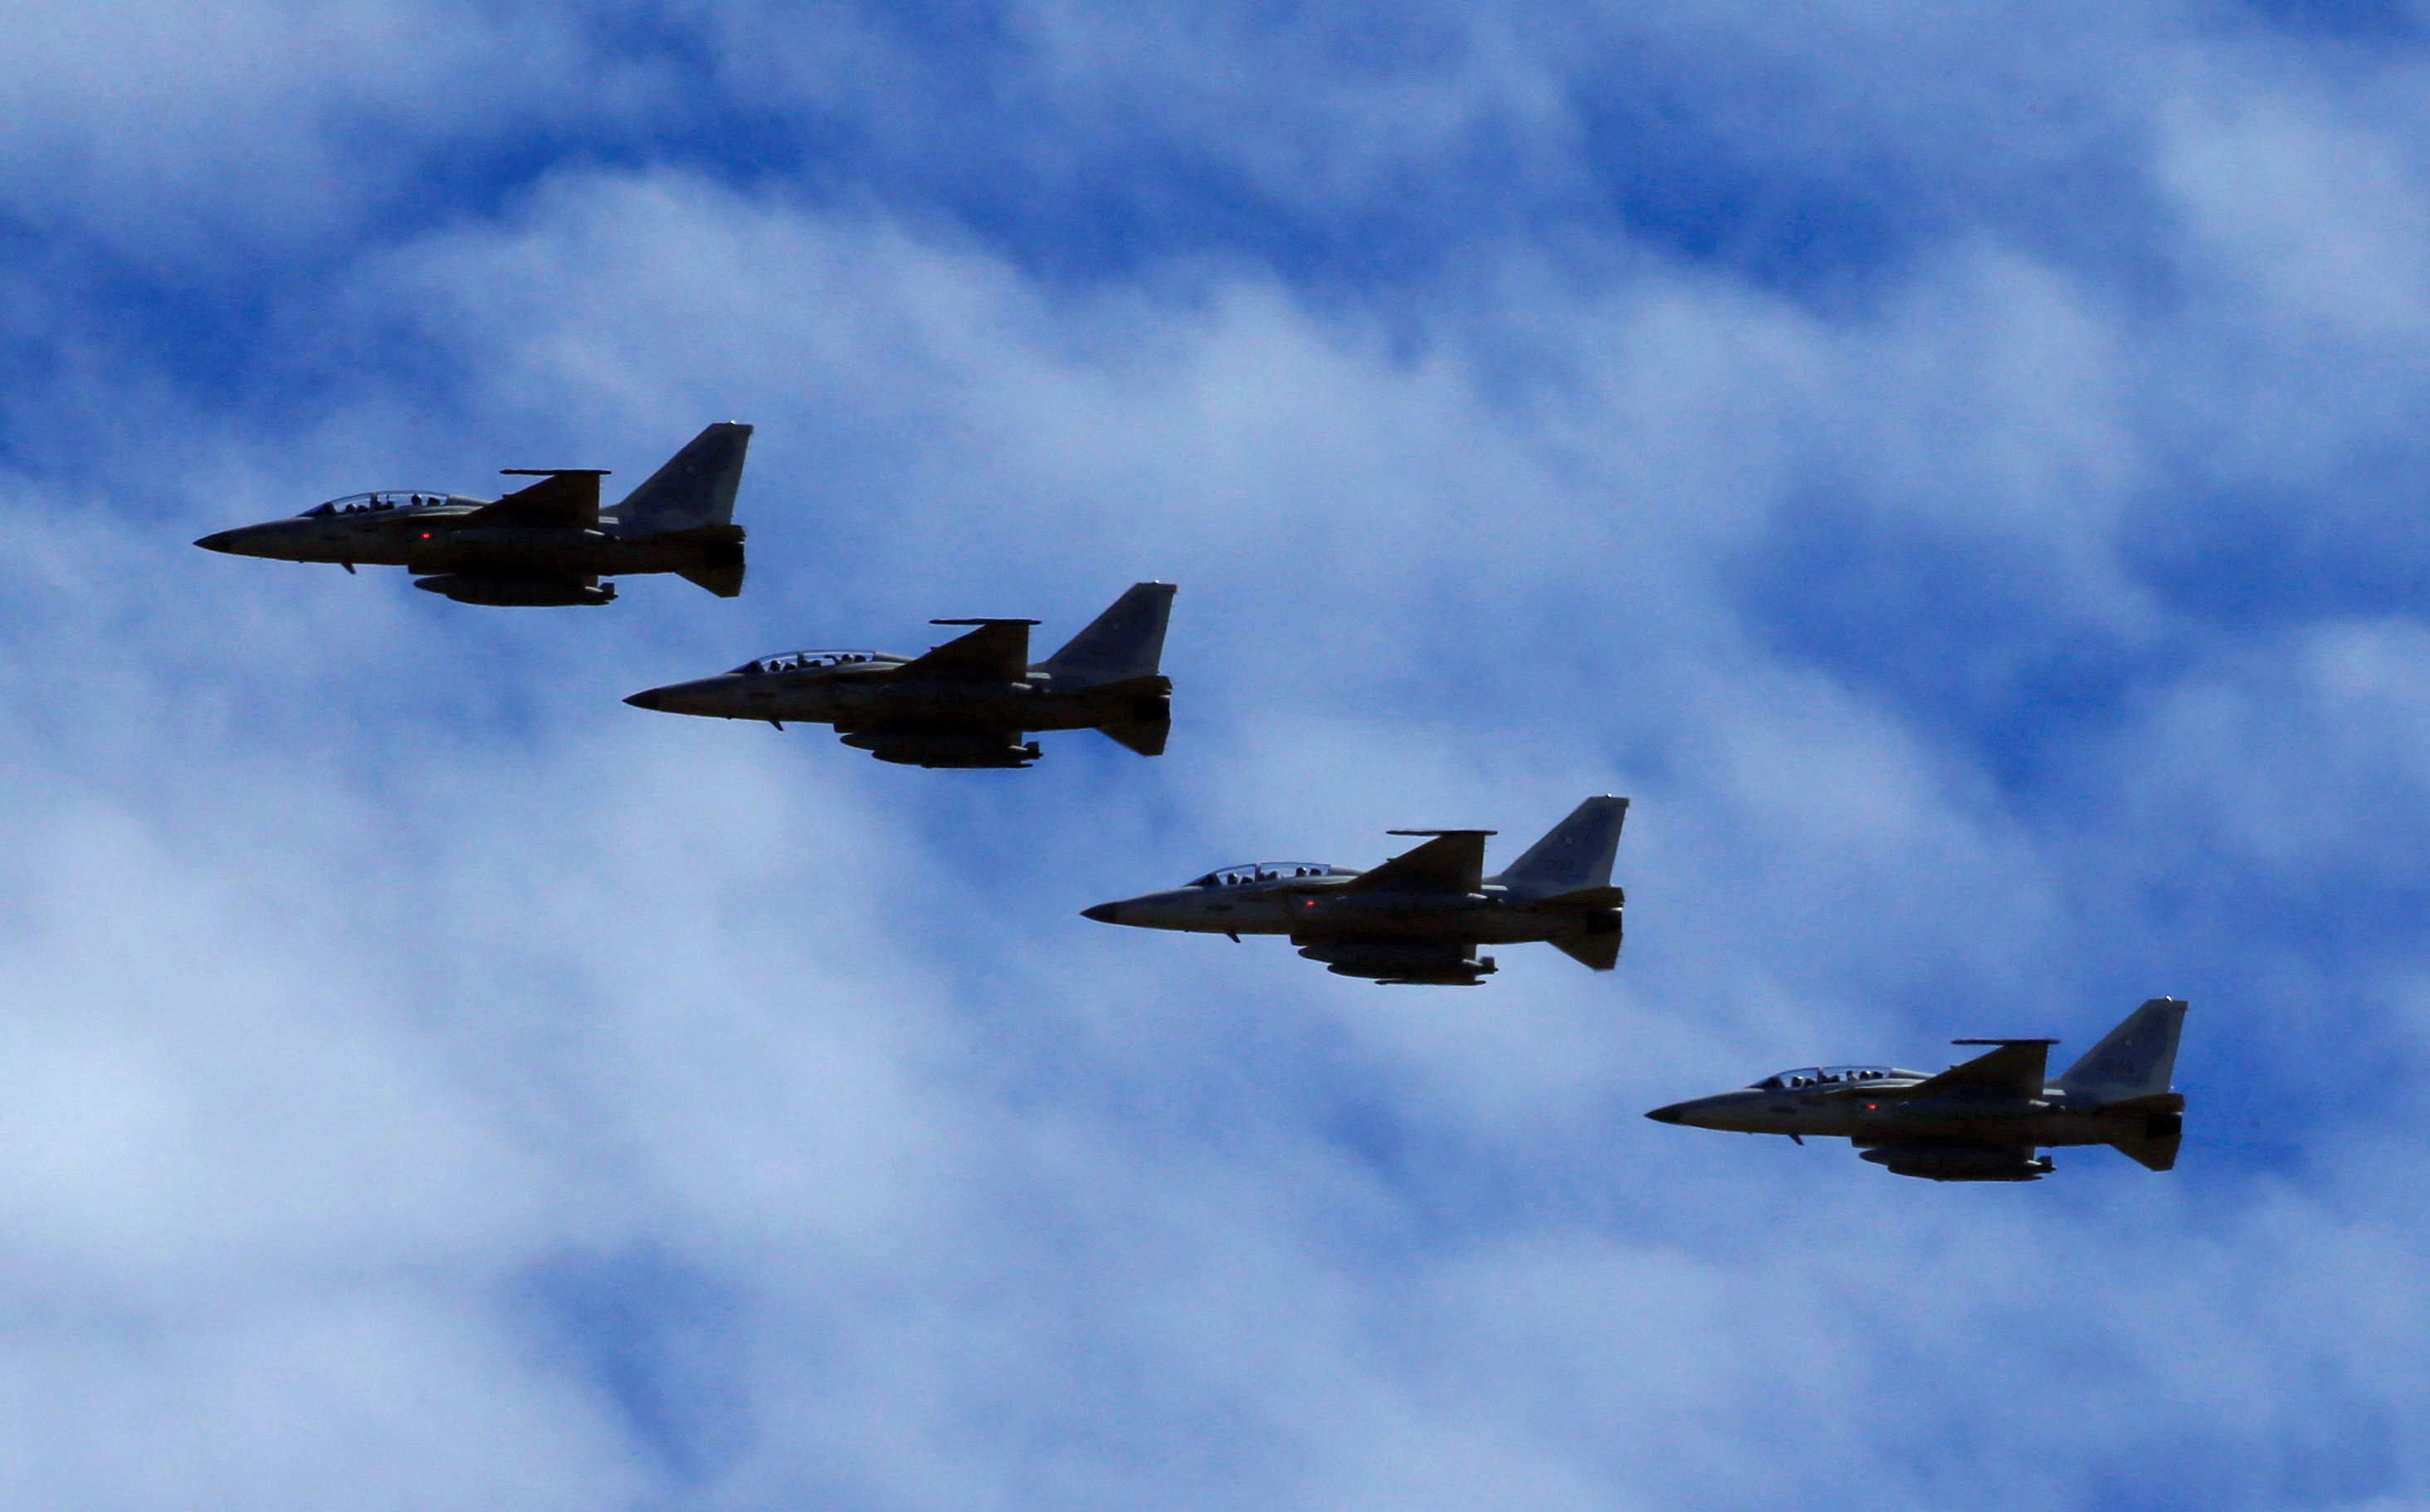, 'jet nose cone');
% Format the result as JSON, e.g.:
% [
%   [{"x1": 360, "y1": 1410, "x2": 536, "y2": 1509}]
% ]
[
  {"x1": 193, "y1": 531, "x2": 236, "y2": 554},
  {"x1": 623, "y1": 689, "x2": 665, "y2": 711},
  {"x1": 1645, "y1": 1104, "x2": 1686, "y2": 1124},
  {"x1": 1081, "y1": 902, "x2": 1120, "y2": 924}
]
